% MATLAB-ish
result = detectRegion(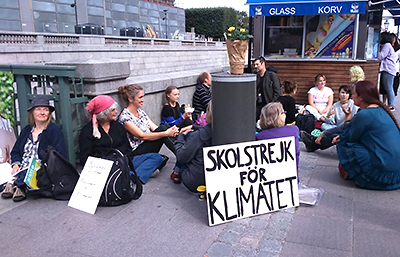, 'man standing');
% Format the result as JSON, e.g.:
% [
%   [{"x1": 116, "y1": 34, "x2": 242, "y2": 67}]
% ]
[
  {"x1": 192, "y1": 72, "x2": 212, "y2": 121},
  {"x1": 253, "y1": 56, "x2": 282, "y2": 120}
]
